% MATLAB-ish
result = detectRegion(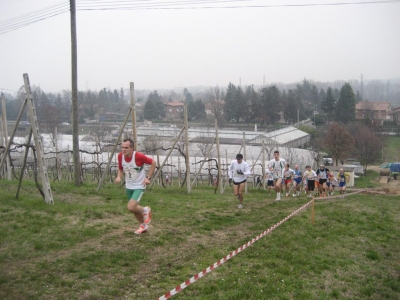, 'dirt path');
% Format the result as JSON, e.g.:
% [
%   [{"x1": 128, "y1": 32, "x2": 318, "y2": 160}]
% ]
[{"x1": 367, "y1": 165, "x2": 400, "y2": 195}]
